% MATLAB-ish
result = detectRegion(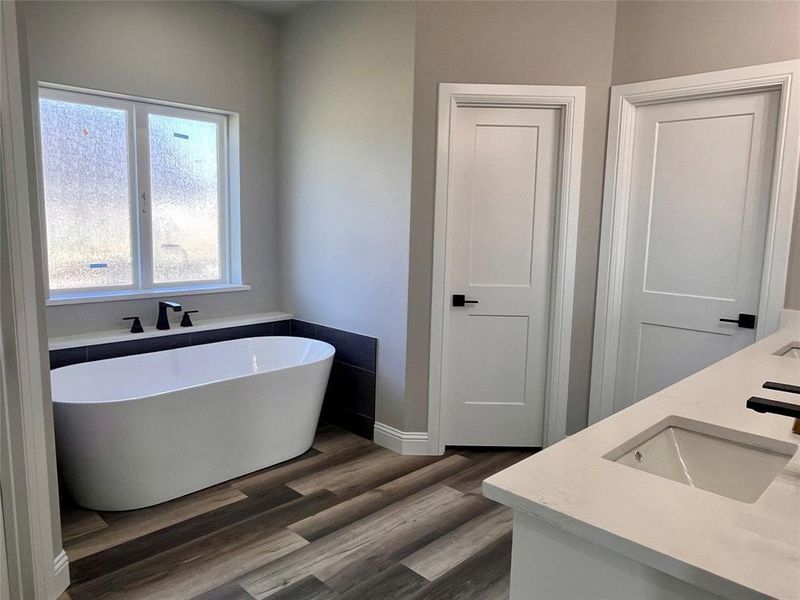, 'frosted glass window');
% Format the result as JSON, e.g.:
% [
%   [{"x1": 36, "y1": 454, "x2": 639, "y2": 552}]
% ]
[
  {"x1": 37, "y1": 86, "x2": 236, "y2": 300},
  {"x1": 39, "y1": 98, "x2": 133, "y2": 289},
  {"x1": 149, "y1": 114, "x2": 221, "y2": 283}
]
